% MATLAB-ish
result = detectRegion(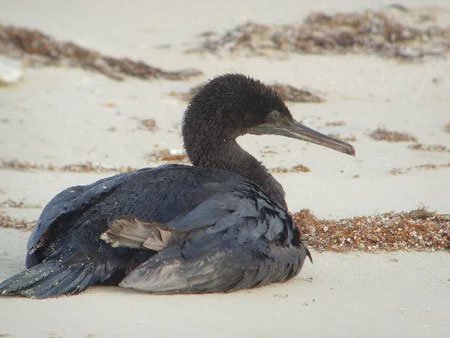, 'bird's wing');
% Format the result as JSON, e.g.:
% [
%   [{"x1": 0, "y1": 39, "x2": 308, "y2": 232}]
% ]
[
  {"x1": 101, "y1": 187, "x2": 306, "y2": 293},
  {"x1": 26, "y1": 168, "x2": 150, "y2": 265},
  {"x1": 100, "y1": 185, "x2": 288, "y2": 253},
  {"x1": 120, "y1": 238, "x2": 265, "y2": 293},
  {"x1": 26, "y1": 164, "x2": 246, "y2": 266},
  {"x1": 119, "y1": 233, "x2": 307, "y2": 294}
]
